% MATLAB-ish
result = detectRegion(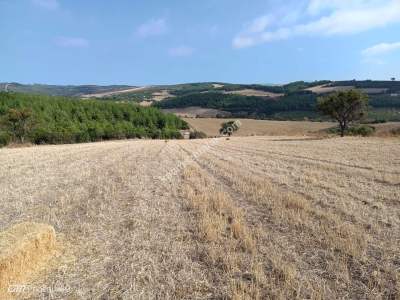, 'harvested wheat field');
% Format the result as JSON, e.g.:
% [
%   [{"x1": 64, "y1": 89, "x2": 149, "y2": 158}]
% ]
[
  {"x1": 184, "y1": 118, "x2": 335, "y2": 137},
  {"x1": 0, "y1": 136, "x2": 399, "y2": 299}
]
